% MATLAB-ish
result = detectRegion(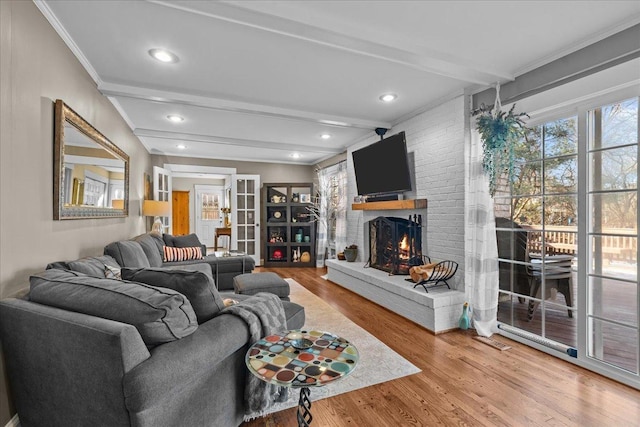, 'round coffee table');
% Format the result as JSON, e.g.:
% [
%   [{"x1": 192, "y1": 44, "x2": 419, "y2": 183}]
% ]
[{"x1": 245, "y1": 329, "x2": 359, "y2": 426}]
